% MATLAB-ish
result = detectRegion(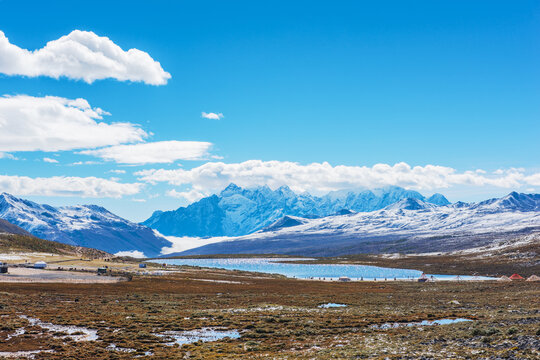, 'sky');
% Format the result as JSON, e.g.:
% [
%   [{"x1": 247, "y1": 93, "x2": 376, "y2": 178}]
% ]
[{"x1": 0, "y1": 0, "x2": 539, "y2": 222}]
